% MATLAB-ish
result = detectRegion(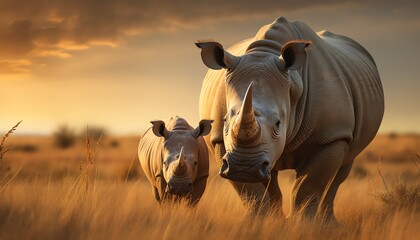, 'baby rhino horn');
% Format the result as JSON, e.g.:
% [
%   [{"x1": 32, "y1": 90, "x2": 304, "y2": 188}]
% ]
[{"x1": 173, "y1": 147, "x2": 187, "y2": 176}]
